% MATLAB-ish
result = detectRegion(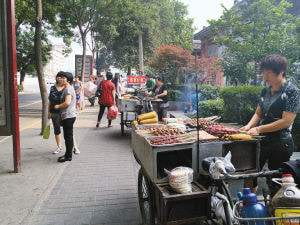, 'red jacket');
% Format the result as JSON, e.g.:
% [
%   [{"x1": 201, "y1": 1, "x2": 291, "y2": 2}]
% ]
[{"x1": 98, "y1": 80, "x2": 115, "y2": 106}]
